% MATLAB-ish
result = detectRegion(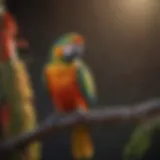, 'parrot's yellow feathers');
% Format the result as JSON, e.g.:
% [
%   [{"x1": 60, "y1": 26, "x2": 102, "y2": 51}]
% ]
[
  {"x1": 44, "y1": 65, "x2": 55, "y2": 82},
  {"x1": 54, "y1": 47, "x2": 63, "y2": 57}
]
